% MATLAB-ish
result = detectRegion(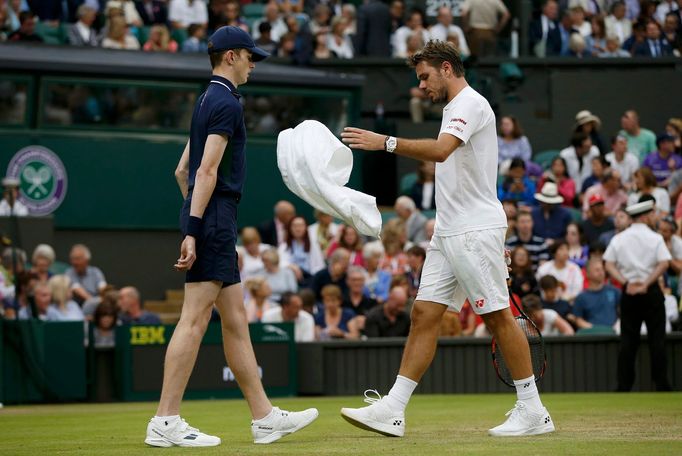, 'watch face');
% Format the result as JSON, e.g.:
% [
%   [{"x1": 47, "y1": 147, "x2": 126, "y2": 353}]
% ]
[{"x1": 387, "y1": 137, "x2": 397, "y2": 150}]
